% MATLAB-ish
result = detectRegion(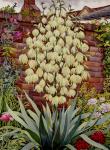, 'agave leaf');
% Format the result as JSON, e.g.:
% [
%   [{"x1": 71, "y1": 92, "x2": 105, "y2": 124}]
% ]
[
  {"x1": 27, "y1": 109, "x2": 39, "y2": 128},
  {"x1": 52, "y1": 118, "x2": 61, "y2": 149},
  {"x1": 7, "y1": 104, "x2": 28, "y2": 129},
  {"x1": 80, "y1": 134, "x2": 109, "y2": 150},
  {"x1": 39, "y1": 114, "x2": 50, "y2": 147},
  {"x1": 18, "y1": 97, "x2": 38, "y2": 133},
  {"x1": 60, "y1": 107, "x2": 66, "y2": 136},
  {"x1": 21, "y1": 142, "x2": 36, "y2": 150},
  {"x1": 64, "y1": 114, "x2": 81, "y2": 144},
  {"x1": 96, "y1": 114, "x2": 110, "y2": 125},
  {"x1": 24, "y1": 91, "x2": 40, "y2": 117},
  {"x1": 65, "y1": 144, "x2": 77, "y2": 150},
  {"x1": 60, "y1": 113, "x2": 68, "y2": 145}
]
